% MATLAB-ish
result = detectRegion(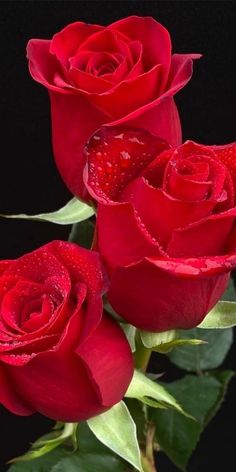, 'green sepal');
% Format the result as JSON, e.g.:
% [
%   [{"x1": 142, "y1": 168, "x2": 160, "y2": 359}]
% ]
[
  {"x1": 121, "y1": 323, "x2": 136, "y2": 352},
  {"x1": 140, "y1": 329, "x2": 205, "y2": 353}
]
